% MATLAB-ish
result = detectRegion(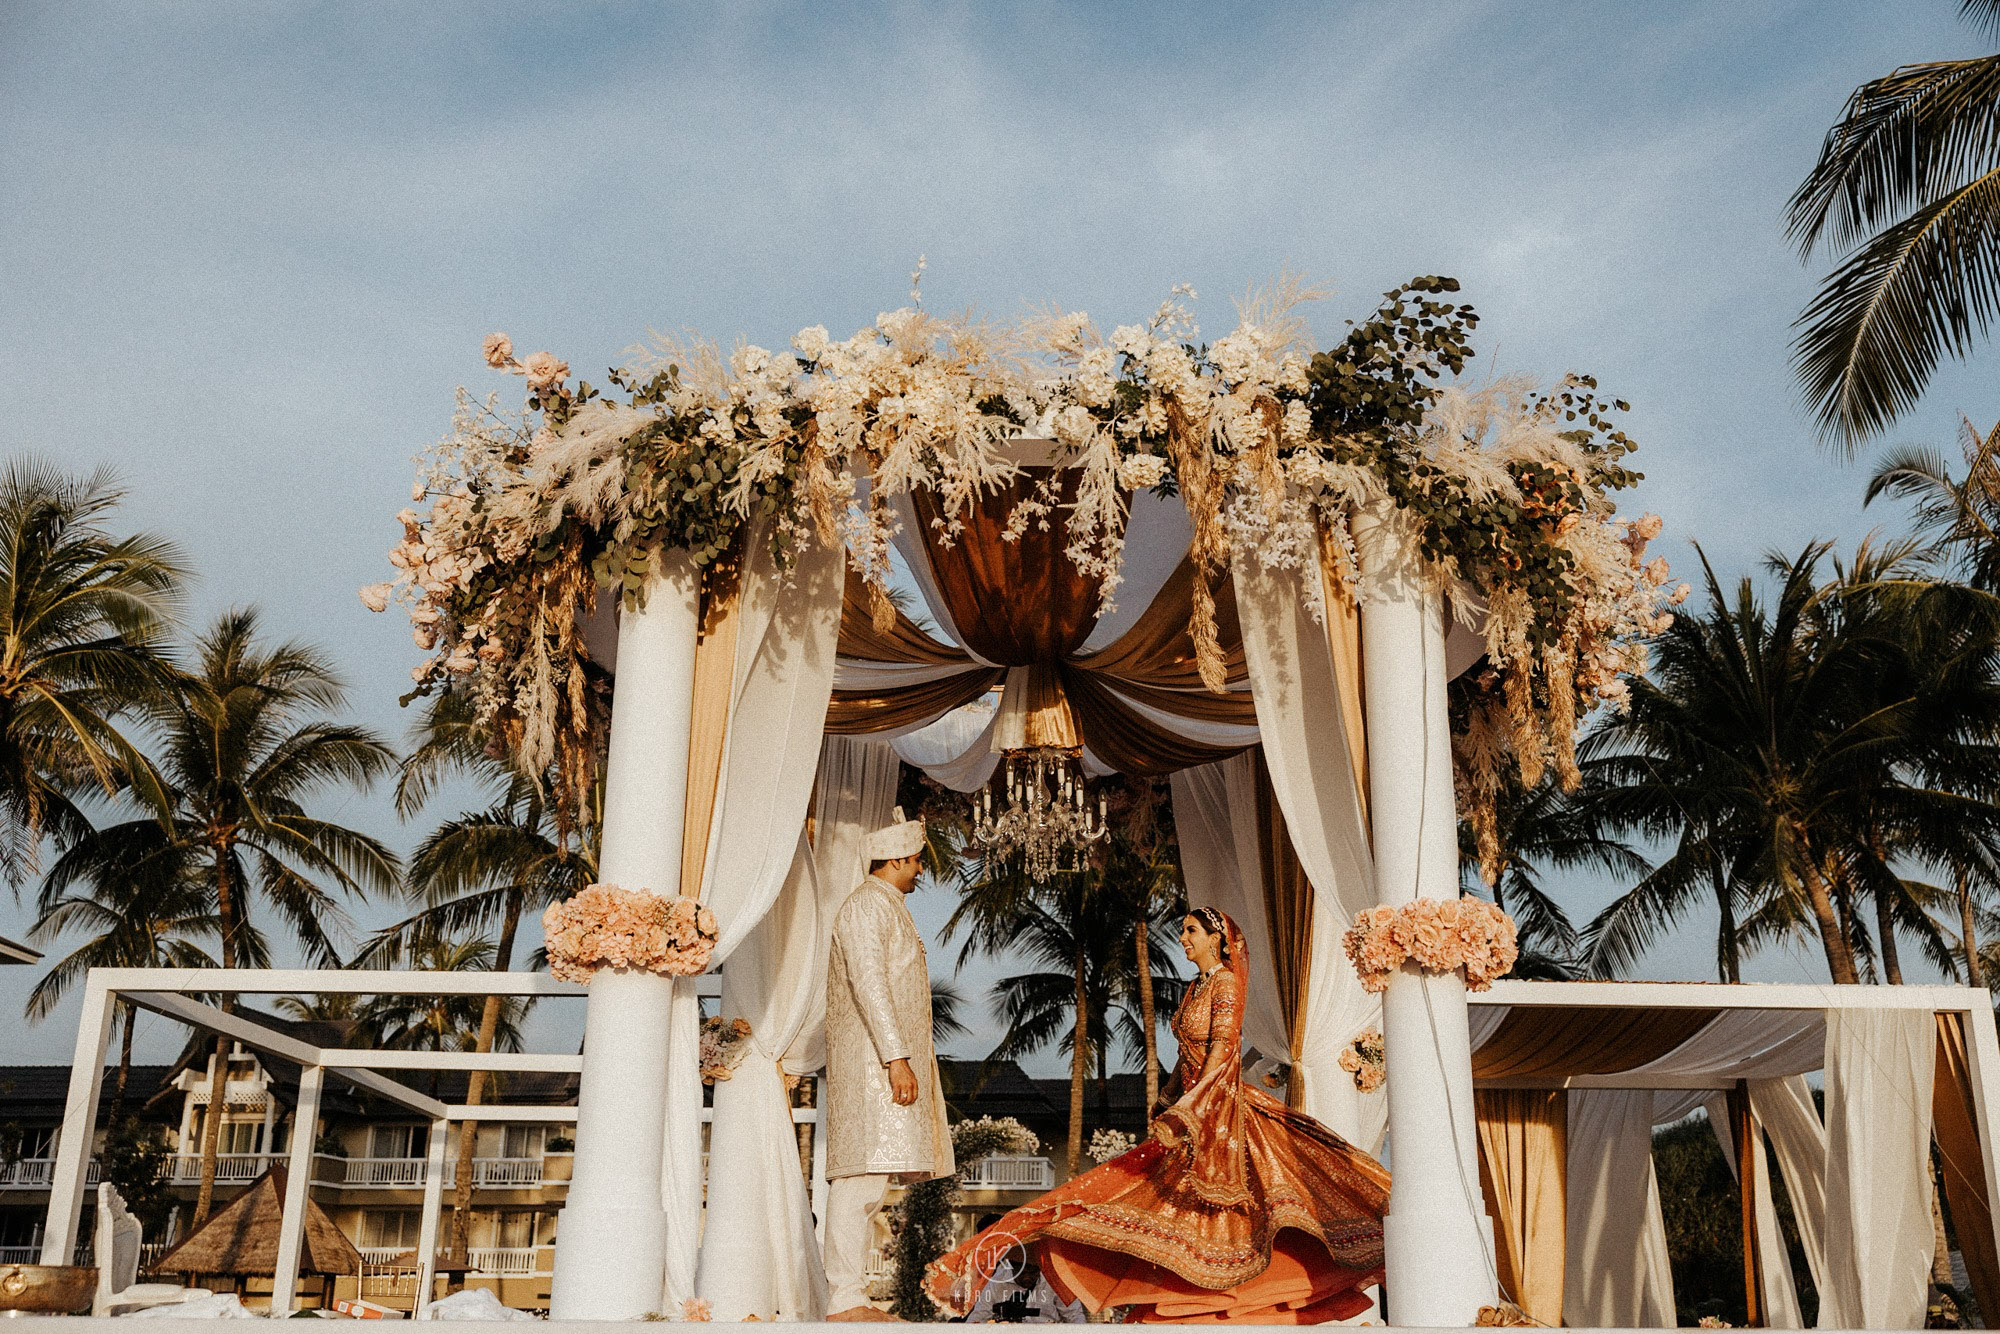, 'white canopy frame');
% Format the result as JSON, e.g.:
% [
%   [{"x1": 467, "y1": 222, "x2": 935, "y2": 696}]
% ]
[
  {"x1": 37, "y1": 967, "x2": 822, "y2": 1318},
  {"x1": 1467, "y1": 981, "x2": 2000, "y2": 1330}
]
